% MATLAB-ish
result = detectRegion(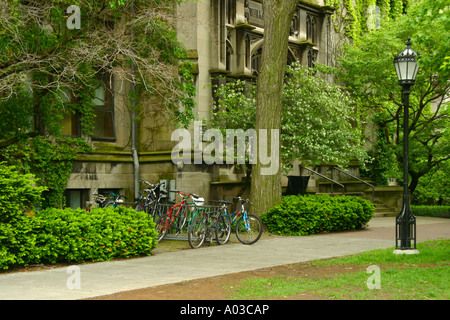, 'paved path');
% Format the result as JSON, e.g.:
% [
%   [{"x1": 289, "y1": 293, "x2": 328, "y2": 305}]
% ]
[{"x1": 0, "y1": 216, "x2": 448, "y2": 300}]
